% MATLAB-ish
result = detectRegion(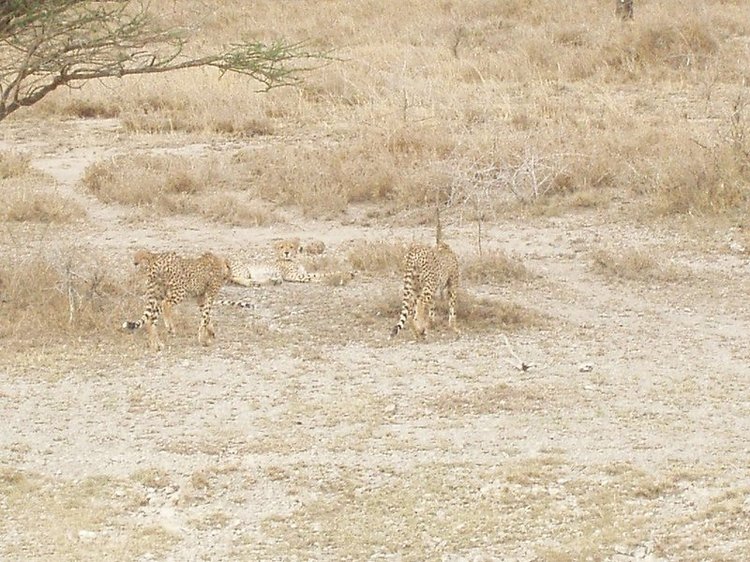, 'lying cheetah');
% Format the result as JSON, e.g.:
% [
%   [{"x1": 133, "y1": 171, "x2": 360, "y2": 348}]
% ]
[
  {"x1": 390, "y1": 241, "x2": 460, "y2": 340},
  {"x1": 228, "y1": 239, "x2": 352, "y2": 286},
  {"x1": 124, "y1": 250, "x2": 237, "y2": 351}
]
